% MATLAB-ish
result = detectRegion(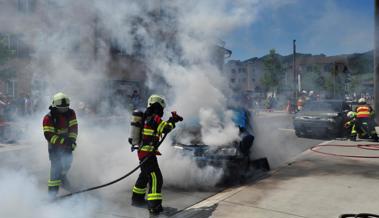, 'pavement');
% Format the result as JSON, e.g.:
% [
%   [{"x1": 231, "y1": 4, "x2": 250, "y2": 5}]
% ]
[{"x1": 174, "y1": 139, "x2": 379, "y2": 218}]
